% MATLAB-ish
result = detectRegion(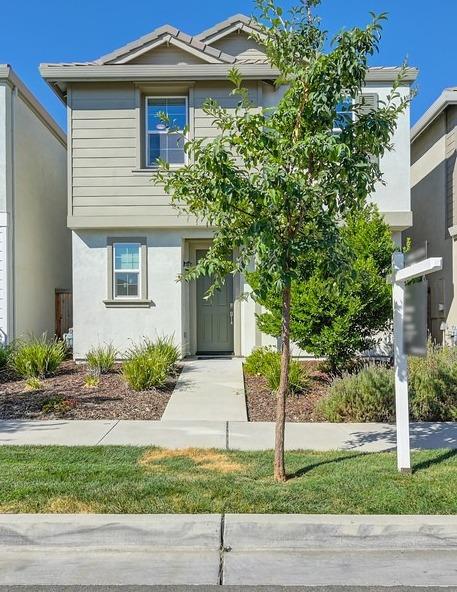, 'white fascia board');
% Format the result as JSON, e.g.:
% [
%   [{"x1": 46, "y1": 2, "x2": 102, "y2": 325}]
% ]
[
  {"x1": 114, "y1": 35, "x2": 222, "y2": 65},
  {"x1": 395, "y1": 257, "x2": 443, "y2": 282}
]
